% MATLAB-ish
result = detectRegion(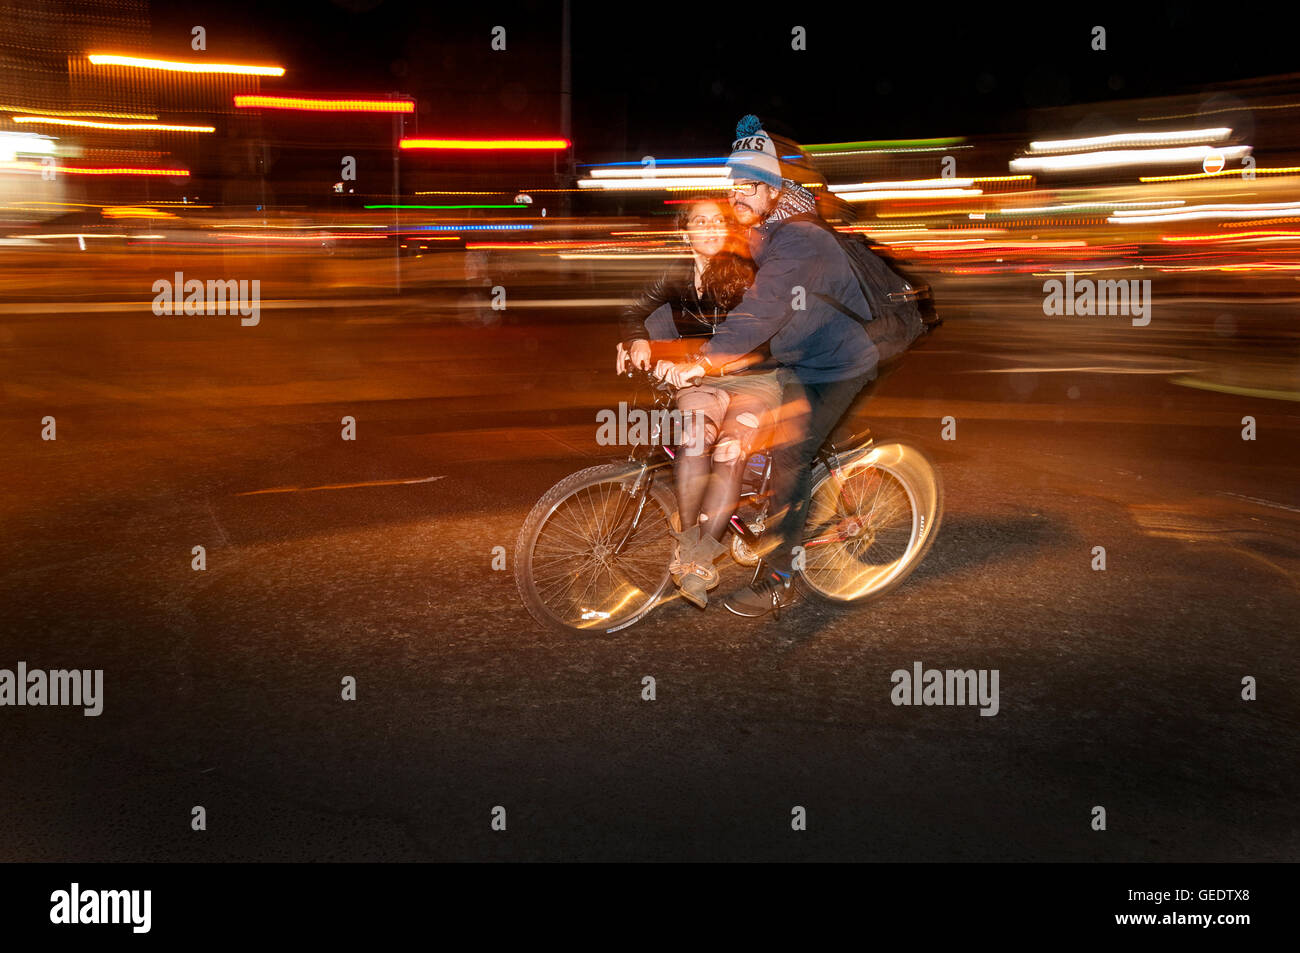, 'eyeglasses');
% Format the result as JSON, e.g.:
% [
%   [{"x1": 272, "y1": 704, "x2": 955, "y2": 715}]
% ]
[
  {"x1": 727, "y1": 182, "x2": 761, "y2": 196},
  {"x1": 687, "y1": 215, "x2": 727, "y2": 228}
]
